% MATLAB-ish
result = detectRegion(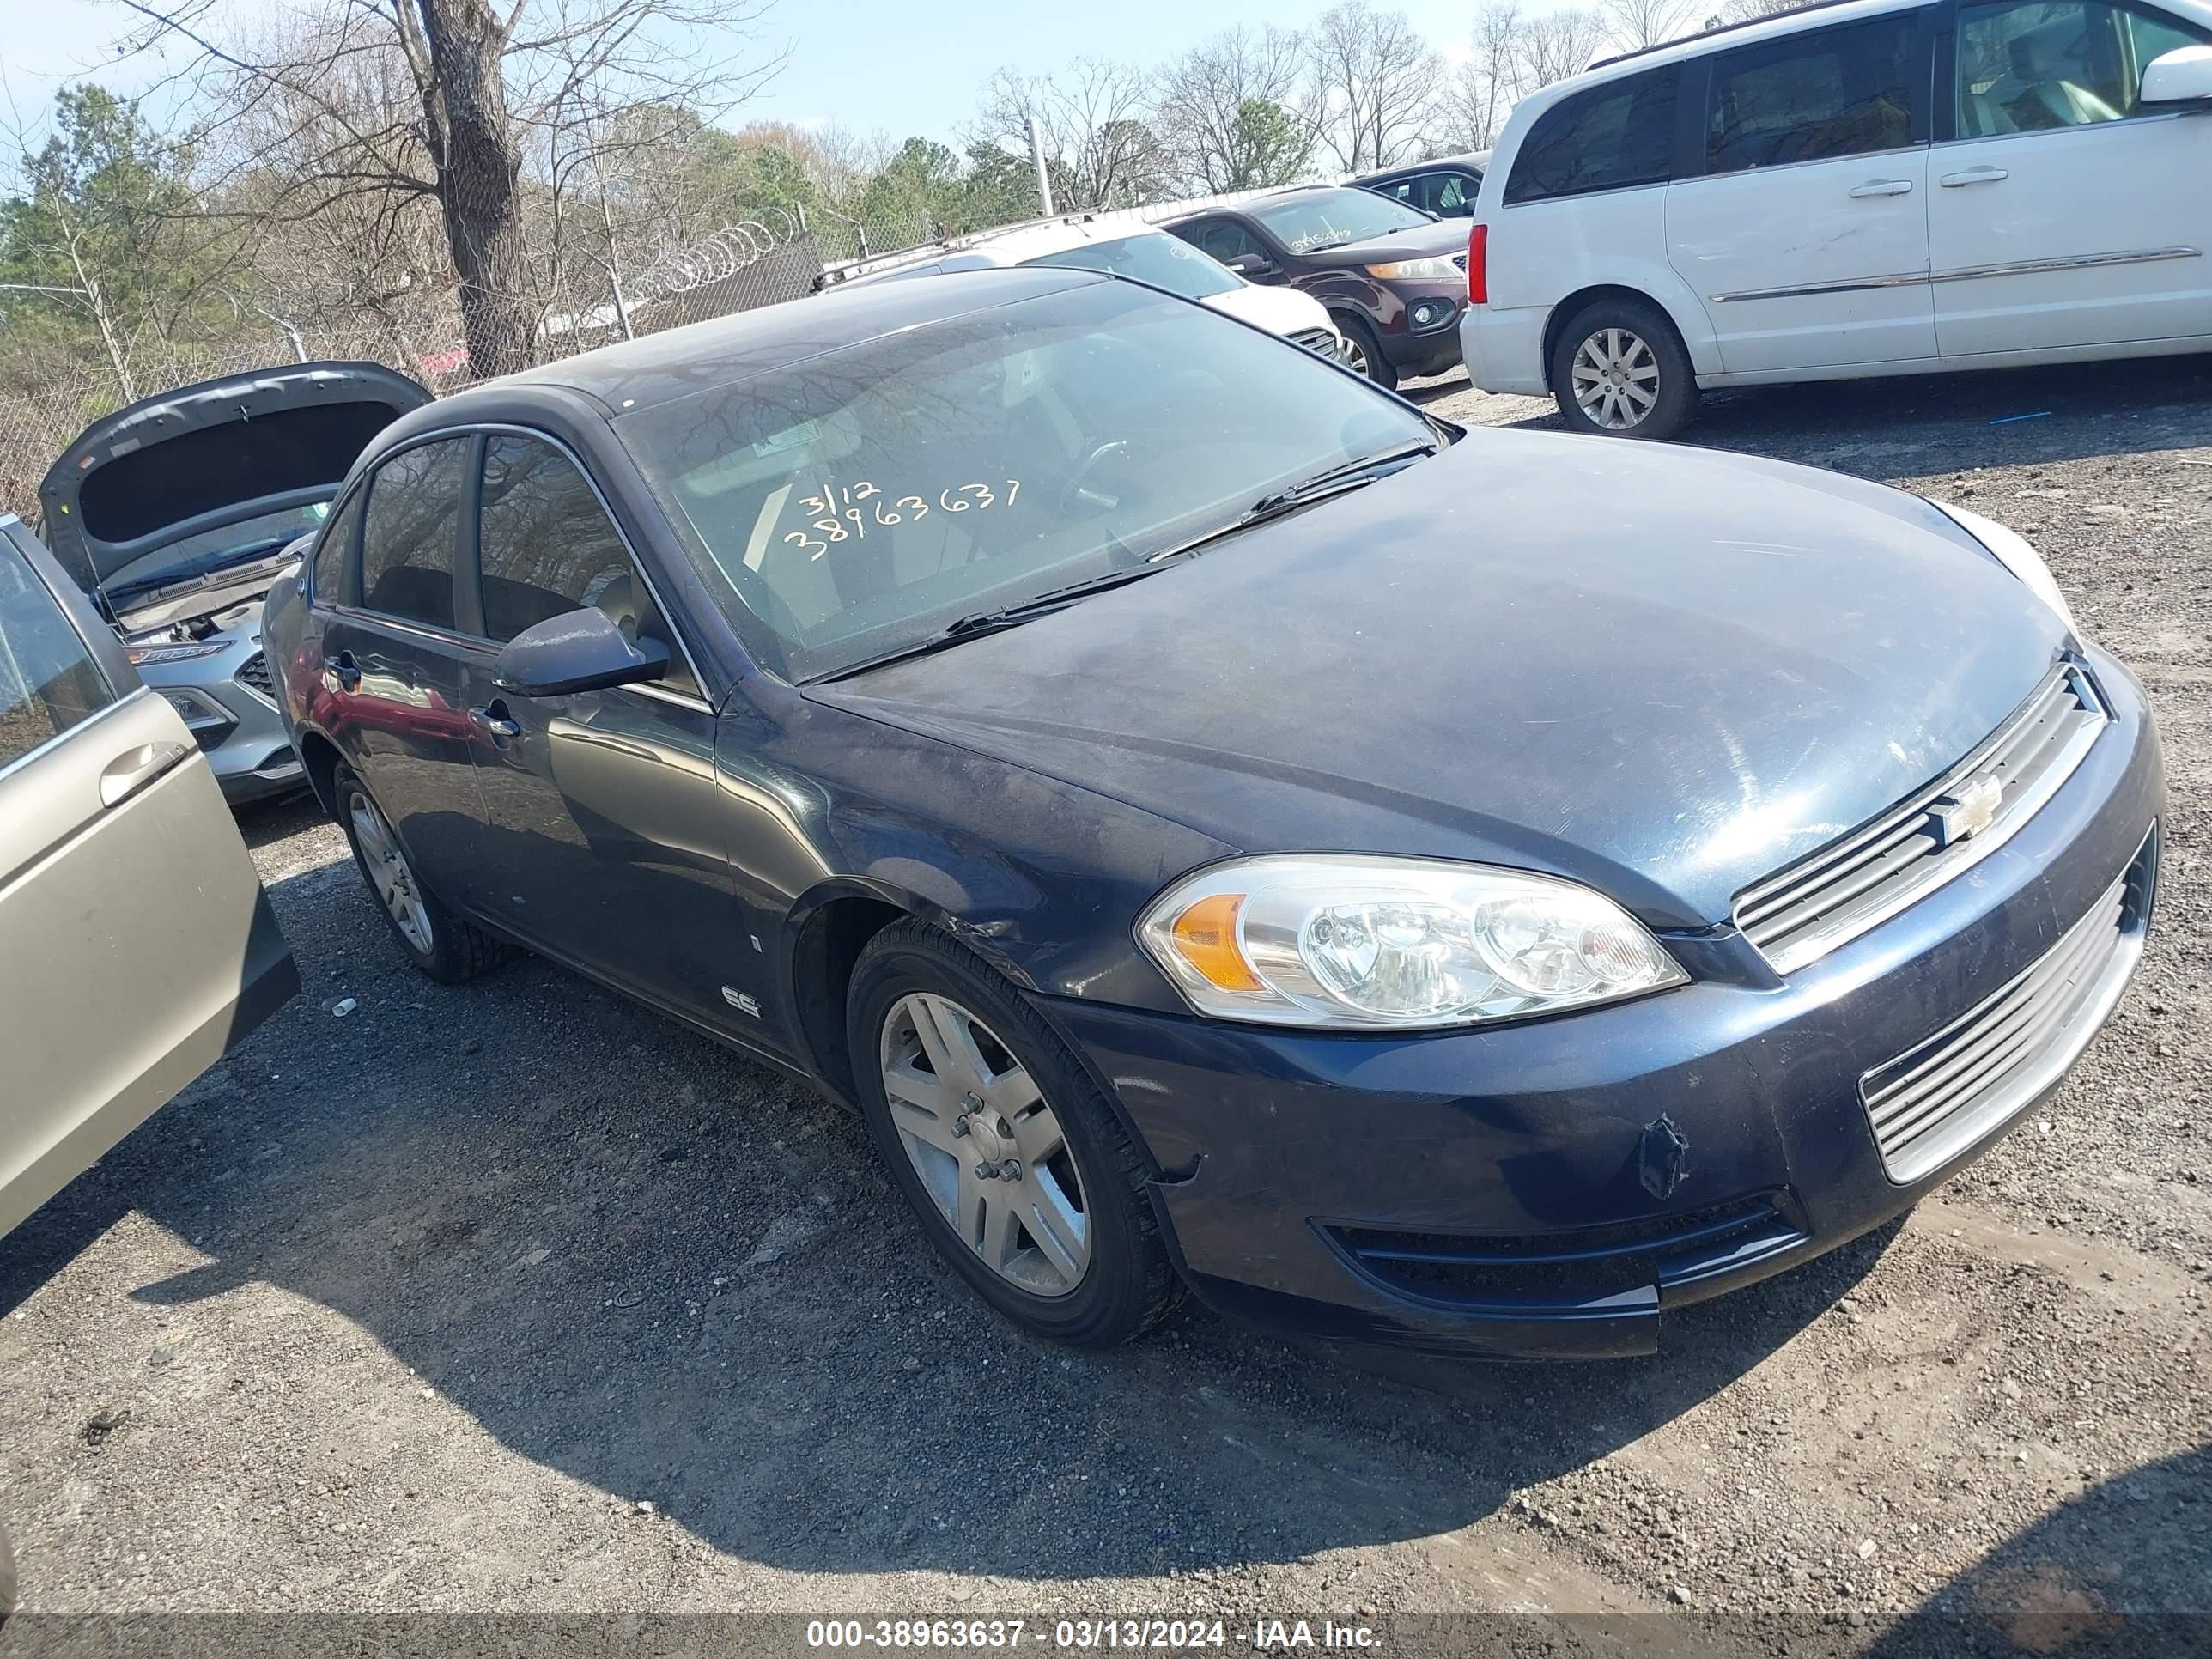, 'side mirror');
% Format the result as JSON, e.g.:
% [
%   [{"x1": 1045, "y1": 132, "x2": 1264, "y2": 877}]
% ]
[
  {"x1": 1225, "y1": 252, "x2": 1278, "y2": 277},
  {"x1": 492, "y1": 606, "x2": 667, "y2": 697},
  {"x1": 2142, "y1": 43, "x2": 2212, "y2": 105}
]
